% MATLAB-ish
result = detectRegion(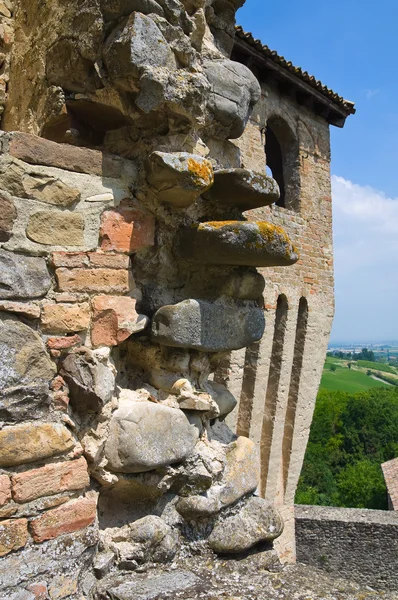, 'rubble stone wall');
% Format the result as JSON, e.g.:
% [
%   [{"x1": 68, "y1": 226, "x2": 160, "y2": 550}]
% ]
[
  {"x1": 296, "y1": 505, "x2": 398, "y2": 590},
  {"x1": 0, "y1": 0, "x2": 337, "y2": 596}
]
